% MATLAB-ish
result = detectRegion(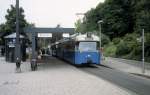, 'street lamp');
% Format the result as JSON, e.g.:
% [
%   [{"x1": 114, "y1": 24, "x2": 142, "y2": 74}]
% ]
[
  {"x1": 97, "y1": 20, "x2": 103, "y2": 49},
  {"x1": 98, "y1": 20, "x2": 103, "y2": 63},
  {"x1": 15, "y1": 0, "x2": 21, "y2": 72}
]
